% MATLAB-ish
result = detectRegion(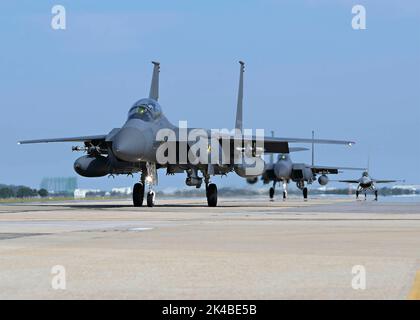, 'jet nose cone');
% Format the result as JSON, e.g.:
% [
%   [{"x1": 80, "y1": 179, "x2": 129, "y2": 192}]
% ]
[
  {"x1": 112, "y1": 127, "x2": 145, "y2": 162},
  {"x1": 274, "y1": 162, "x2": 292, "y2": 179}
]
